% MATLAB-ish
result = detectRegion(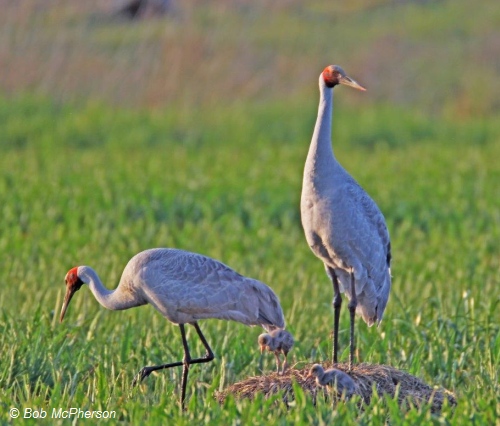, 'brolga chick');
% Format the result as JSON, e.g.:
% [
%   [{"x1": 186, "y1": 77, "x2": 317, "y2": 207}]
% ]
[
  {"x1": 307, "y1": 364, "x2": 356, "y2": 398},
  {"x1": 258, "y1": 329, "x2": 294, "y2": 374}
]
